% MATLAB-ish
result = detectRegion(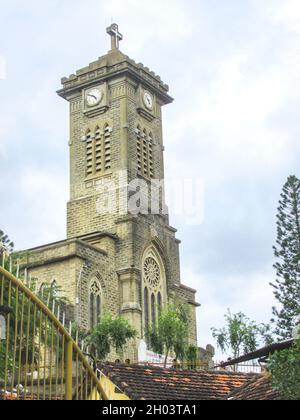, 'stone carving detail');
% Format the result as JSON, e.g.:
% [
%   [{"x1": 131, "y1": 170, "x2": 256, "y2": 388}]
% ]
[
  {"x1": 144, "y1": 257, "x2": 160, "y2": 288},
  {"x1": 90, "y1": 279, "x2": 101, "y2": 296}
]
